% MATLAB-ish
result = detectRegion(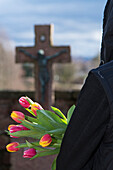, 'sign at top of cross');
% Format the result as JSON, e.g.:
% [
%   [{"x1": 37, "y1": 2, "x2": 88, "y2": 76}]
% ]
[{"x1": 16, "y1": 24, "x2": 71, "y2": 109}]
